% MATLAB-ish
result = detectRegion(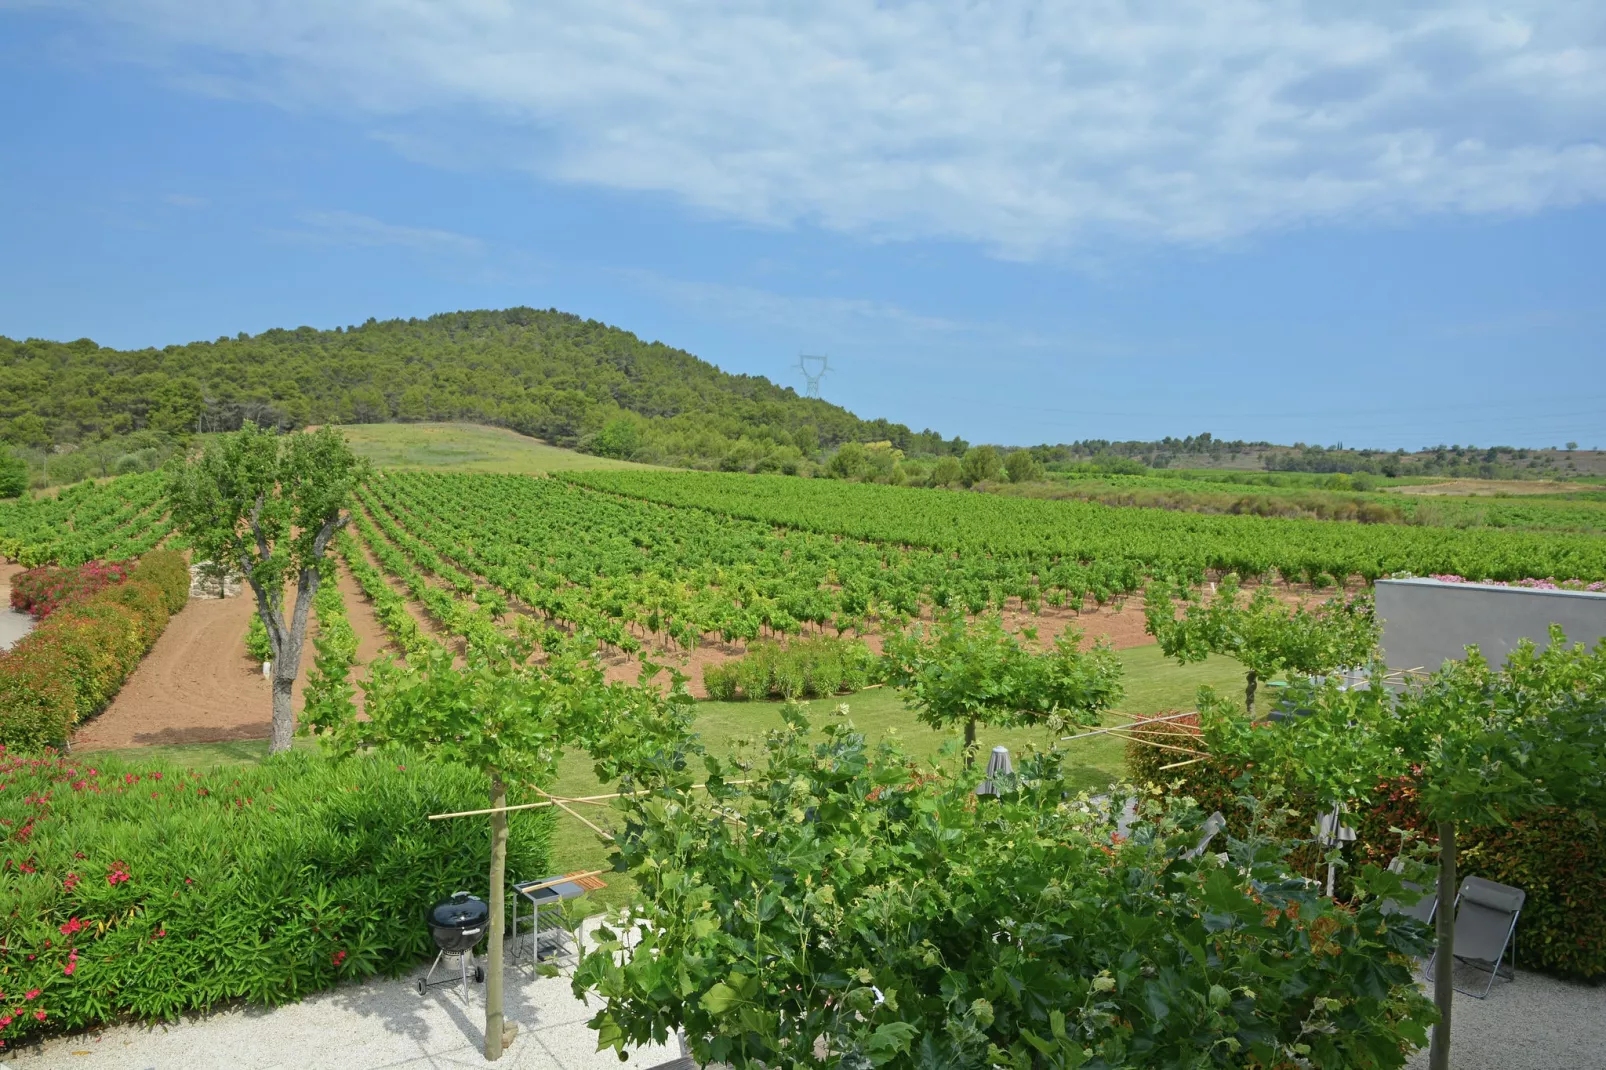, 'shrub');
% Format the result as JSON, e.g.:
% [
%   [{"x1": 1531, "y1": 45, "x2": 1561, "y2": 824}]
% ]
[
  {"x1": 1127, "y1": 733, "x2": 1606, "y2": 980},
  {"x1": 0, "y1": 551, "x2": 192, "y2": 748},
  {"x1": 0, "y1": 747, "x2": 553, "y2": 1051},
  {"x1": 701, "y1": 636, "x2": 882, "y2": 701},
  {"x1": 10, "y1": 561, "x2": 136, "y2": 619},
  {"x1": 245, "y1": 613, "x2": 273, "y2": 663}
]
